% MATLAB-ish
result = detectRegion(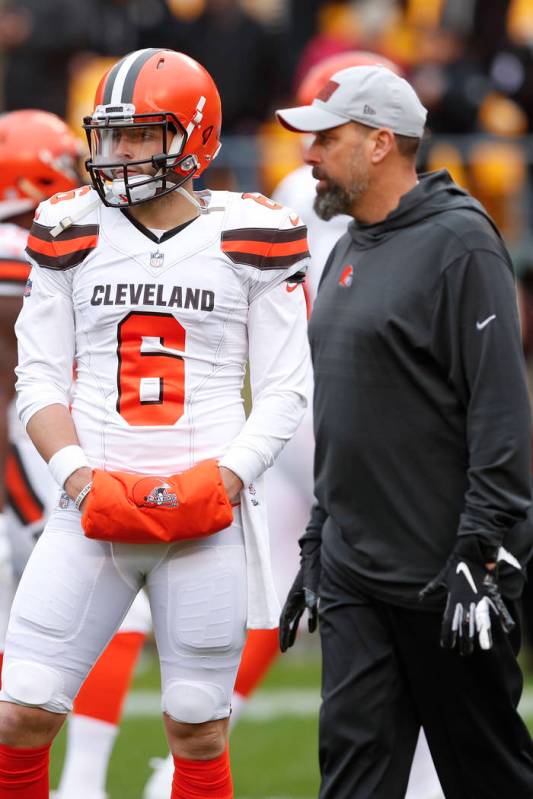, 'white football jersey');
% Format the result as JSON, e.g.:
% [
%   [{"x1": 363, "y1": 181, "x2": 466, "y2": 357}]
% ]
[{"x1": 16, "y1": 187, "x2": 311, "y2": 486}]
